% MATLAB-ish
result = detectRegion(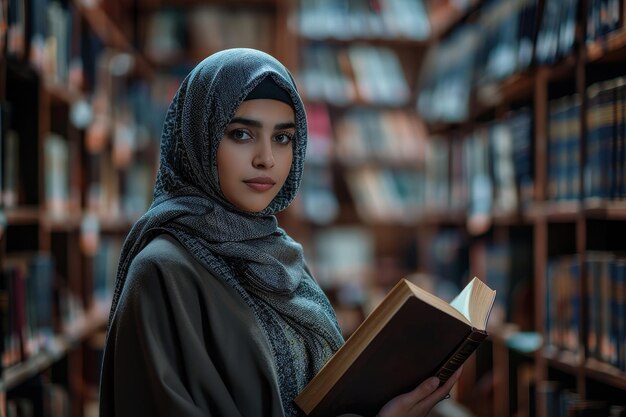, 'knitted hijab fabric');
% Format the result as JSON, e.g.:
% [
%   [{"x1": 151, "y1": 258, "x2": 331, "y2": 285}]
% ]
[{"x1": 108, "y1": 48, "x2": 344, "y2": 416}]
